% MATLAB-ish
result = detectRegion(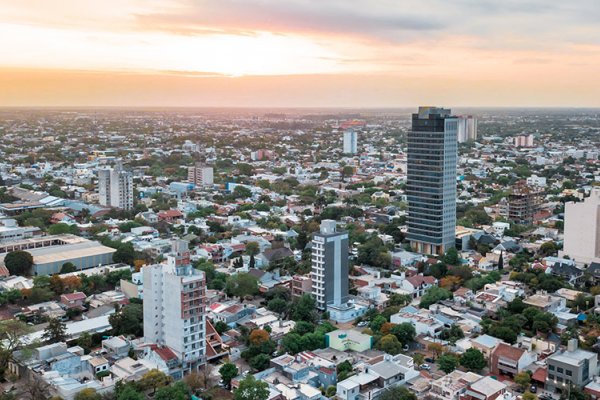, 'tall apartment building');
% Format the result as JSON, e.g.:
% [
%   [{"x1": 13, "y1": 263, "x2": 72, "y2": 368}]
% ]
[
  {"x1": 98, "y1": 163, "x2": 133, "y2": 210},
  {"x1": 457, "y1": 115, "x2": 478, "y2": 143},
  {"x1": 343, "y1": 129, "x2": 358, "y2": 154},
  {"x1": 561, "y1": 188, "x2": 600, "y2": 264},
  {"x1": 406, "y1": 106, "x2": 458, "y2": 255},
  {"x1": 187, "y1": 163, "x2": 214, "y2": 186},
  {"x1": 311, "y1": 220, "x2": 349, "y2": 310},
  {"x1": 514, "y1": 134, "x2": 534, "y2": 147},
  {"x1": 143, "y1": 240, "x2": 206, "y2": 374}
]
